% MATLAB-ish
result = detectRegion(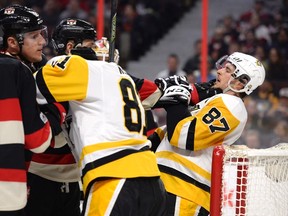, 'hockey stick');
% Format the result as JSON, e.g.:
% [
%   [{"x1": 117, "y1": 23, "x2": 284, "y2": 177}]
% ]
[{"x1": 108, "y1": 0, "x2": 118, "y2": 62}]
